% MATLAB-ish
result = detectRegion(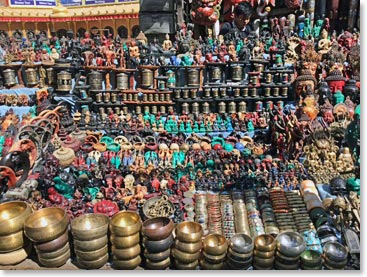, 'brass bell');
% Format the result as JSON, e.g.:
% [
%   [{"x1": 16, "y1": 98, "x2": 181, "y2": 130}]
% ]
[
  {"x1": 3, "y1": 69, "x2": 17, "y2": 87},
  {"x1": 88, "y1": 71, "x2": 103, "y2": 90},
  {"x1": 57, "y1": 71, "x2": 72, "y2": 92},
  {"x1": 116, "y1": 73, "x2": 129, "y2": 90}
]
